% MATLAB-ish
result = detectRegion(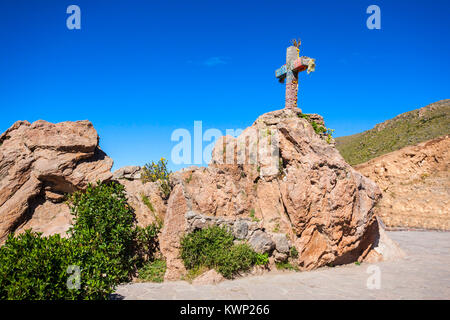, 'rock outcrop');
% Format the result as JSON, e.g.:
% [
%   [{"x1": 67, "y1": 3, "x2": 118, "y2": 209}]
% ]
[
  {"x1": 159, "y1": 108, "x2": 398, "y2": 280},
  {"x1": 111, "y1": 166, "x2": 167, "y2": 228},
  {"x1": 192, "y1": 269, "x2": 225, "y2": 285},
  {"x1": 355, "y1": 135, "x2": 450, "y2": 230},
  {"x1": 113, "y1": 166, "x2": 141, "y2": 181},
  {"x1": 0, "y1": 111, "x2": 402, "y2": 281},
  {"x1": 184, "y1": 211, "x2": 290, "y2": 259},
  {"x1": 116, "y1": 178, "x2": 167, "y2": 228},
  {"x1": 0, "y1": 120, "x2": 113, "y2": 242}
]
